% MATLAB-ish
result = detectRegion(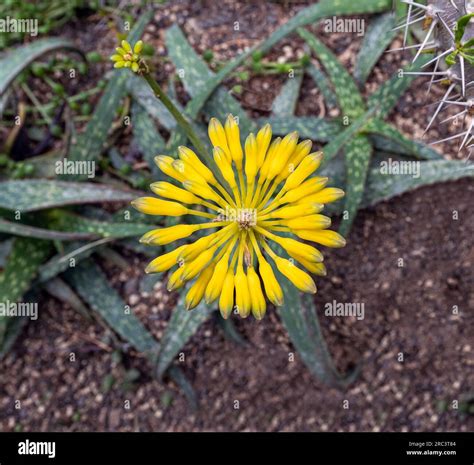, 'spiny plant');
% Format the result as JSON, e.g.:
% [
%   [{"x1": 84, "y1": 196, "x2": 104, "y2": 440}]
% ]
[
  {"x1": 1, "y1": 0, "x2": 474, "y2": 406},
  {"x1": 396, "y1": 0, "x2": 474, "y2": 151}
]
